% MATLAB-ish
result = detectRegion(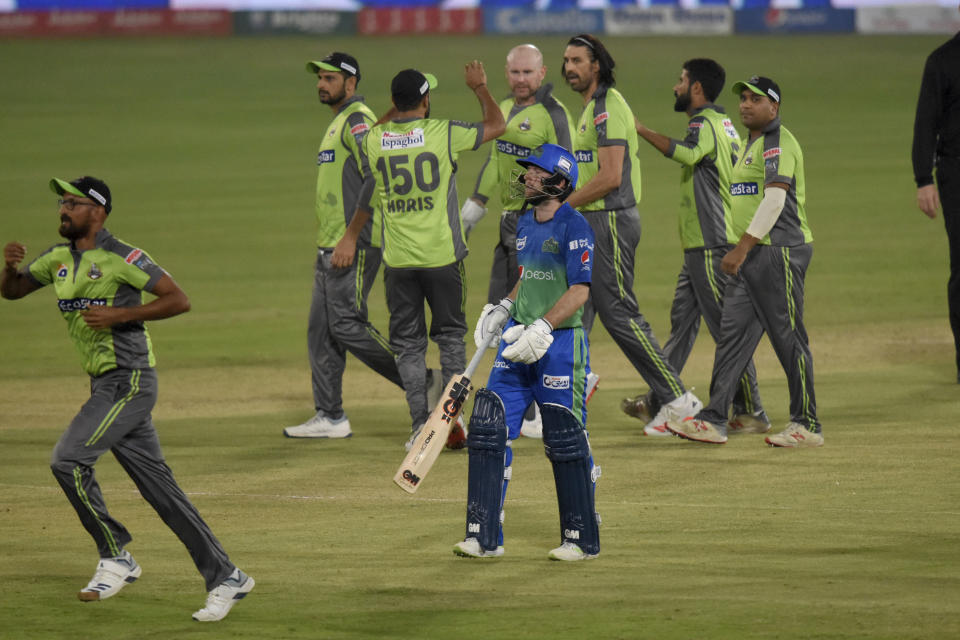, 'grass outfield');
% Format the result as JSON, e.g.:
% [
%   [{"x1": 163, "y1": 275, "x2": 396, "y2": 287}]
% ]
[{"x1": 1, "y1": 34, "x2": 958, "y2": 638}]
